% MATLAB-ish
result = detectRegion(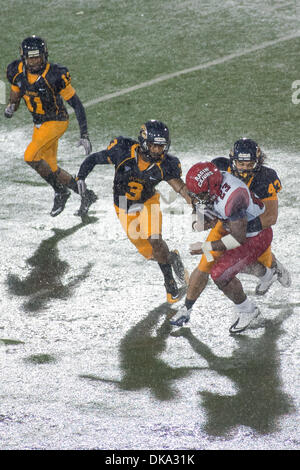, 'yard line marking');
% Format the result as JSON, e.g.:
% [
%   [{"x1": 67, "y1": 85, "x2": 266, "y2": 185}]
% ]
[{"x1": 80, "y1": 31, "x2": 300, "y2": 110}]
